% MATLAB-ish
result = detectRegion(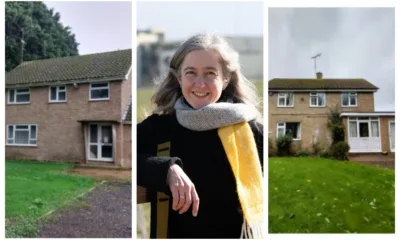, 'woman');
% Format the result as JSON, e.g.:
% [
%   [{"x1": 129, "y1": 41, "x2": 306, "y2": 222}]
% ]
[{"x1": 137, "y1": 34, "x2": 264, "y2": 238}]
